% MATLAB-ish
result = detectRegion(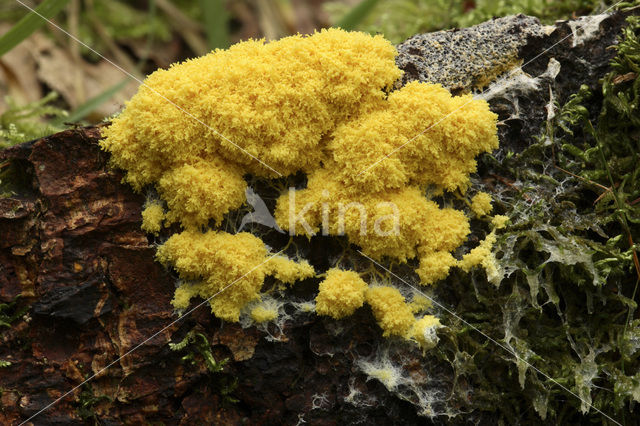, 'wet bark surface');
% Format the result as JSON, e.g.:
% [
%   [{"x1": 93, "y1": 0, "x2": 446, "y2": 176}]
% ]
[{"x1": 0, "y1": 127, "x2": 424, "y2": 425}]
